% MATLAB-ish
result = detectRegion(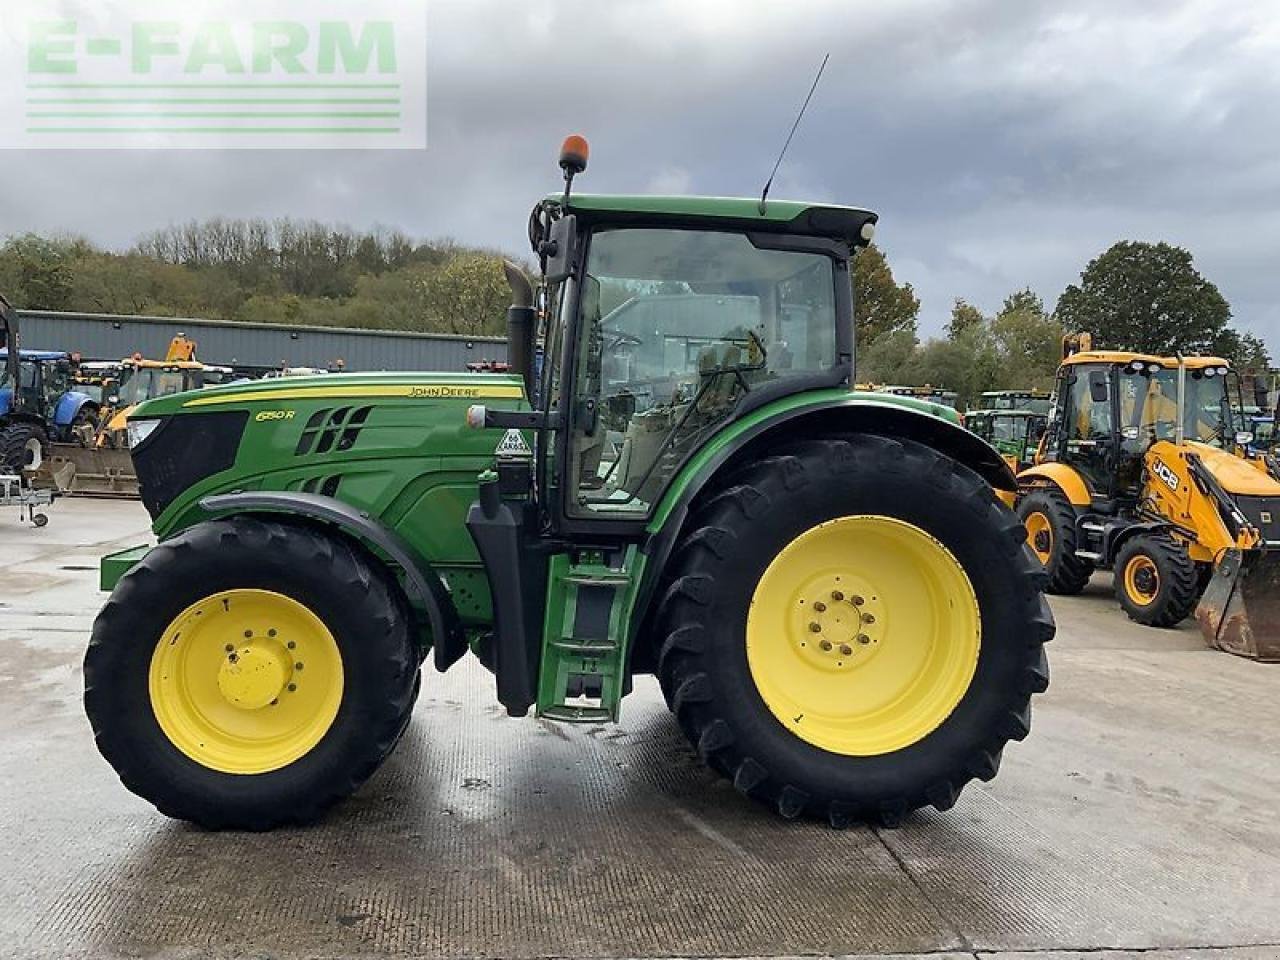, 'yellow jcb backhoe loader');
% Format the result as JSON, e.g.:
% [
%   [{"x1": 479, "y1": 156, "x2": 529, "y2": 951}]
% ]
[{"x1": 1015, "y1": 334, "x2": 1280, "y2": 659}]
